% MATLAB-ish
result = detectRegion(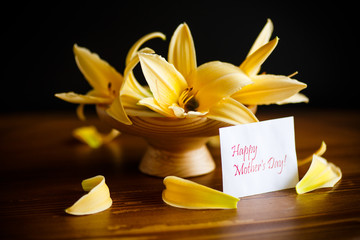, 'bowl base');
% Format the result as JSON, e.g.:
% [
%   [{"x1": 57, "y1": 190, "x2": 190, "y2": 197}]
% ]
[{"x1": 139, "y1": 144, "x2": 216, "y2": 178}]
